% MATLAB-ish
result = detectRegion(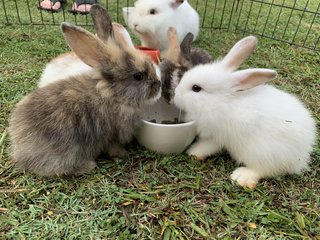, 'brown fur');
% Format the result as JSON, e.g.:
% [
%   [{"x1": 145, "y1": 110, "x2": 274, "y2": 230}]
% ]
[{"x1": 9, "y1": 5, "x2": 161, "y2": 177}]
